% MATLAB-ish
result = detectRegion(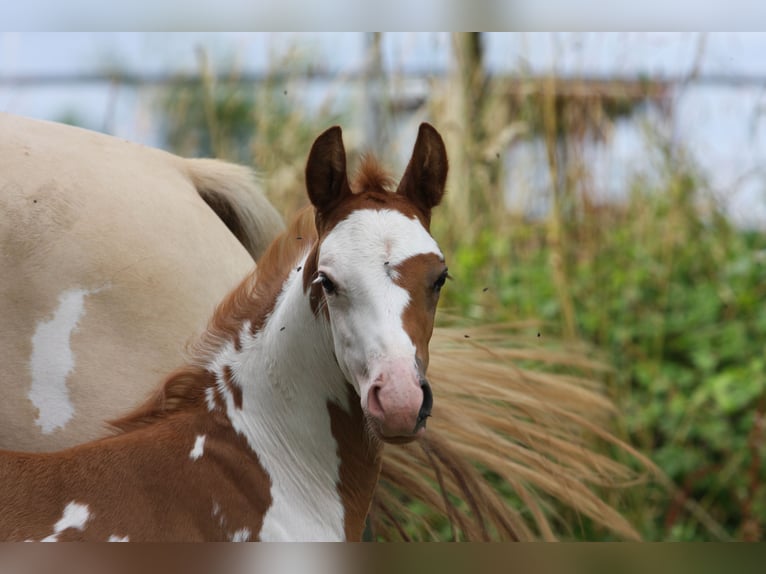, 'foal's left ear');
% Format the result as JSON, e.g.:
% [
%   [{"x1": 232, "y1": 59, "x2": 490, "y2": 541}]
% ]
[
  {"x1": 305, "y1": 126, "x2": 352, "y2": 216},
  {"x1": 396, "y1": 123, "x2": 448, "y2": 223}
]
